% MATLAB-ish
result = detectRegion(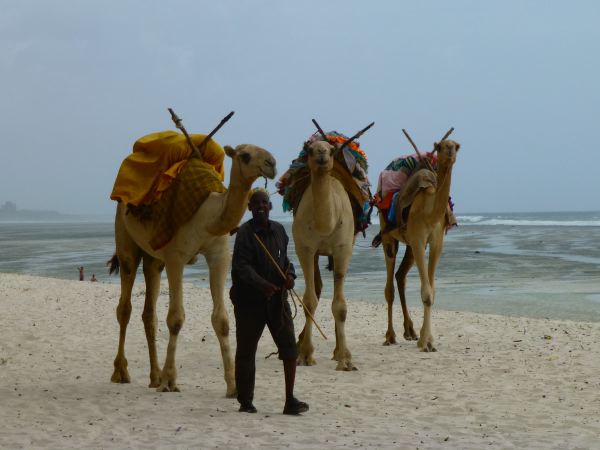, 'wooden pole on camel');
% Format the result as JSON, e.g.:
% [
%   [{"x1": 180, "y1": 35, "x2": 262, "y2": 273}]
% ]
[
  {"x1": 168, "y1": 109, "x2": 235, "y2": 159},
  {"x1": 402, "y1": 128, "x2": 435, "y2": 172},
  {"x1": 439, "y1": 127, "x2": 454, "y2": 142},
  {"x1": 311, "y1": 119, "x2": 329, "y2": 142},
  {"x1": 339, "y1": 121, "x2": 375, "y2": 151}
]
